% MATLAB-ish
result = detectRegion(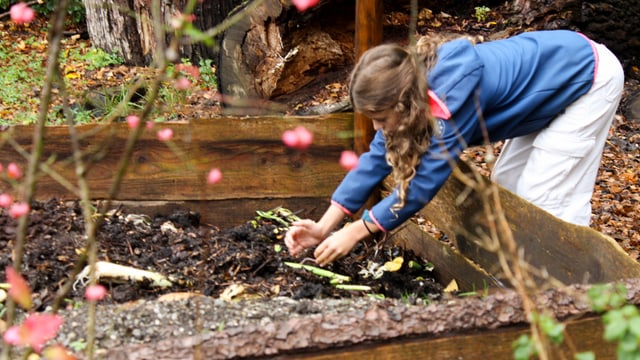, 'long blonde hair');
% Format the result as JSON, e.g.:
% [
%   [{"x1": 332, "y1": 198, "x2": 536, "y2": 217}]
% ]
[{"x1": 349, "y1": 33, "x2": 474, "y2": 210}]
